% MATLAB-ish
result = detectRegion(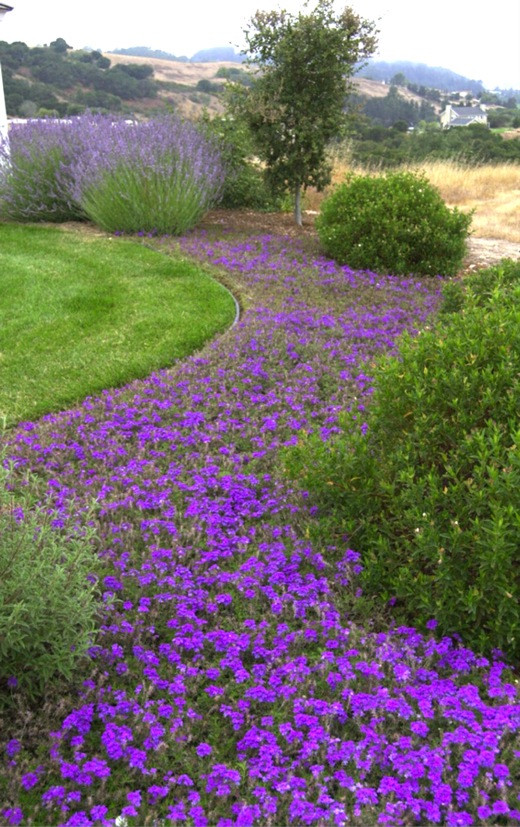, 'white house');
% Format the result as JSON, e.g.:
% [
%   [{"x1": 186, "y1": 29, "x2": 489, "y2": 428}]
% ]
[{"x1": 440, "y1": 104, "x2": 488, "y2": 129}]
